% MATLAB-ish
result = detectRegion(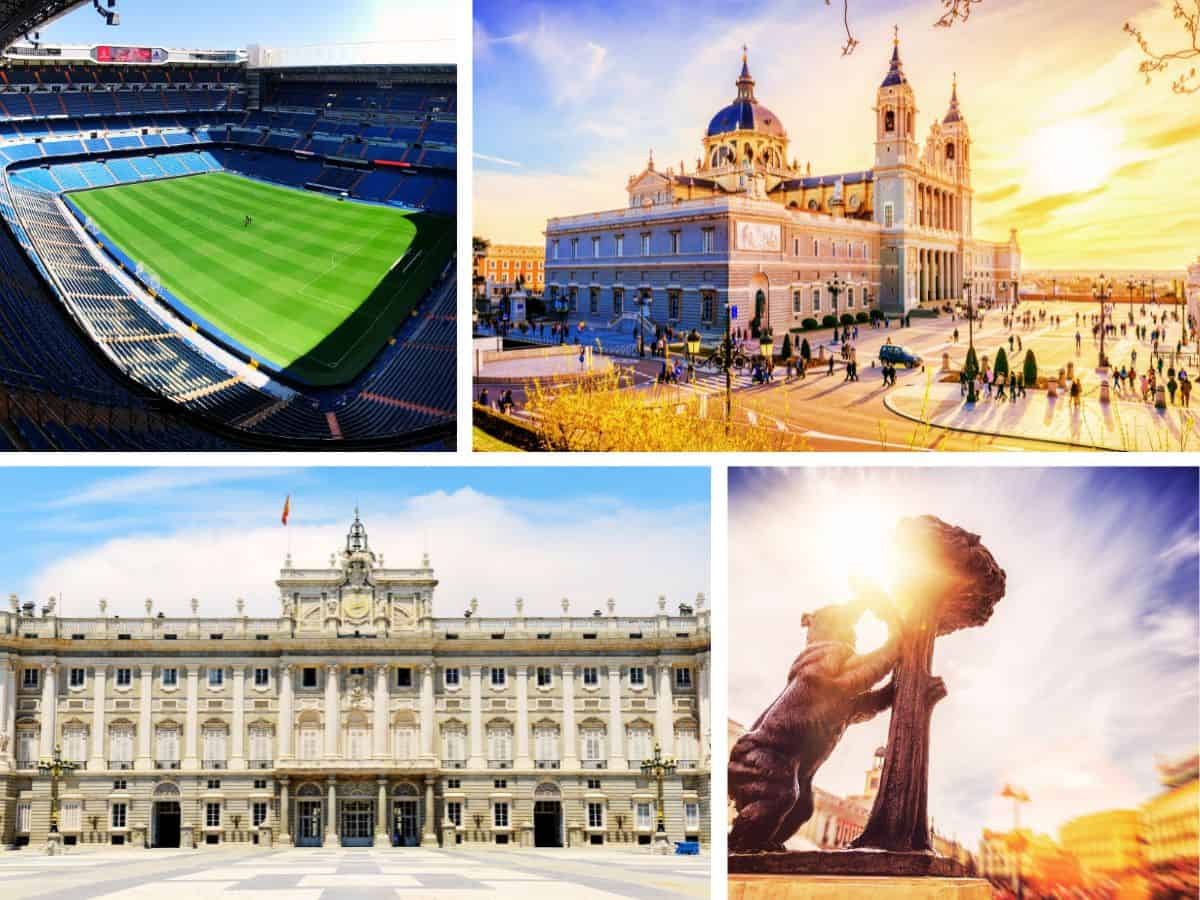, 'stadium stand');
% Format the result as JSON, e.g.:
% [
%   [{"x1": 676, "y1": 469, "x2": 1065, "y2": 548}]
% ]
[{"x1": 0, "y1": 35, "x2": 456, "y2": 449}]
